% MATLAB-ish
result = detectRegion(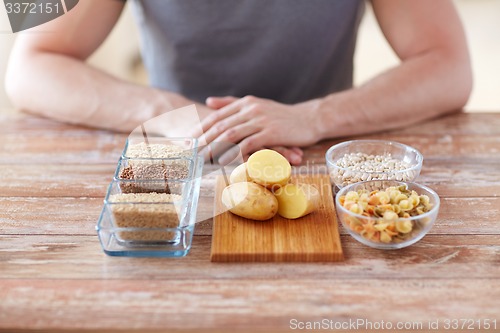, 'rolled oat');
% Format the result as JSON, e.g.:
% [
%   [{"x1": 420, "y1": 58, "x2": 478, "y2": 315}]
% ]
[{"x1": 332, "y1": 153, "x2": 415, "y2": 187}]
